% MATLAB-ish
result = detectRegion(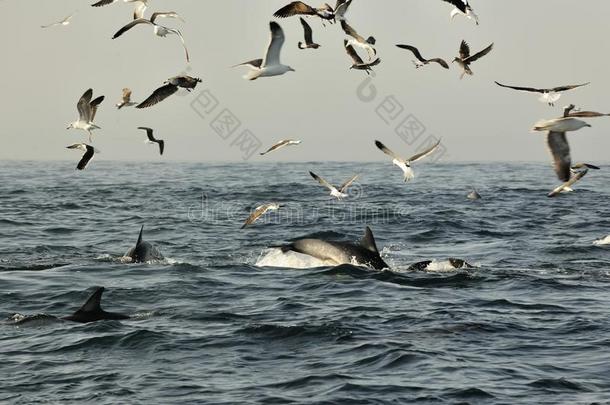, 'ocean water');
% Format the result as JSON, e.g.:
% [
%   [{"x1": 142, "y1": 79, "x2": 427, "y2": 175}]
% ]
[{"x1": 1, "y1": 160, "x2": 609, "y2": 404}]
